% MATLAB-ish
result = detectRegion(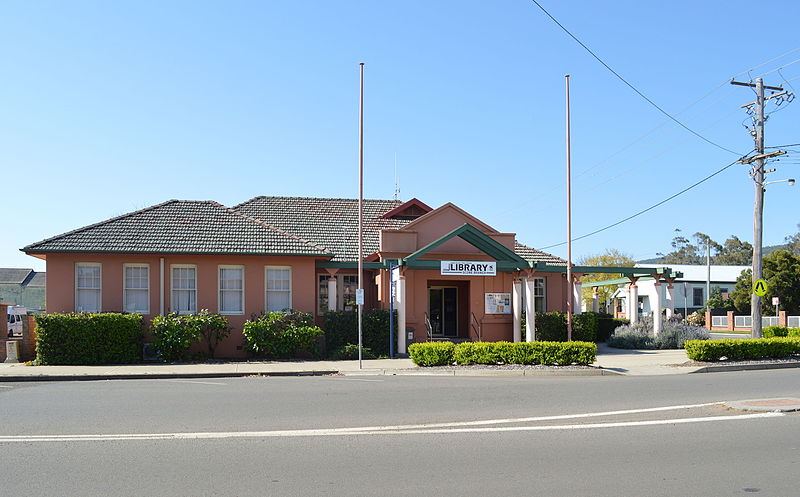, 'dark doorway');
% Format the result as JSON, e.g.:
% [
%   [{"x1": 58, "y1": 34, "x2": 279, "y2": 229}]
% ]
[{"x1": 429, "y1": 286, "x2": 458, "y2": 337}]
